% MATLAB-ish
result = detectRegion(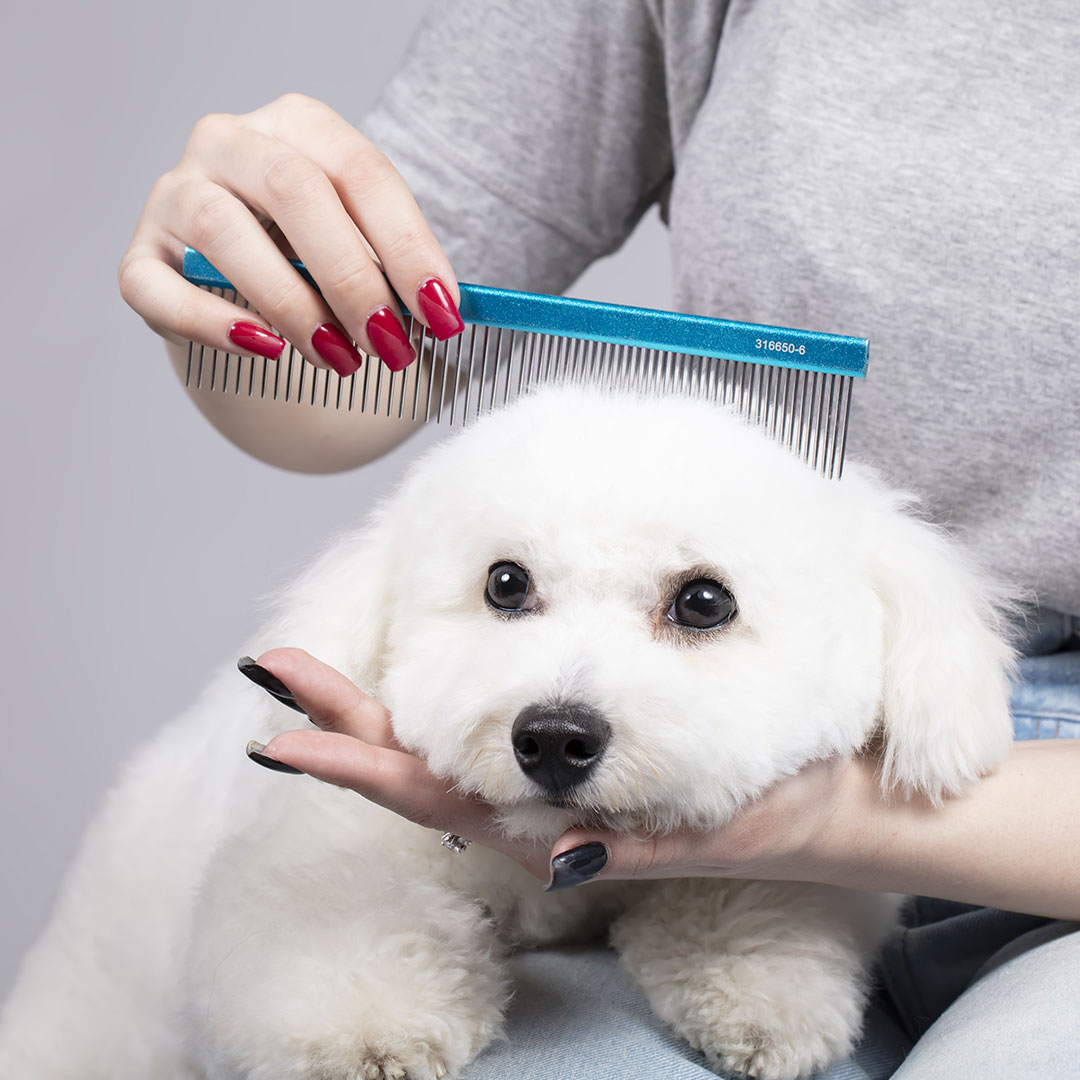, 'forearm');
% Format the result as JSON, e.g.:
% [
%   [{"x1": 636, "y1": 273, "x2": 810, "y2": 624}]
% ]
[
  {"x1": 800, "y1": 741, "x2": 1080, "y2": 920},
  {"x1": 165, "y1": 339, "x2": 422, "y2": 472}
]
